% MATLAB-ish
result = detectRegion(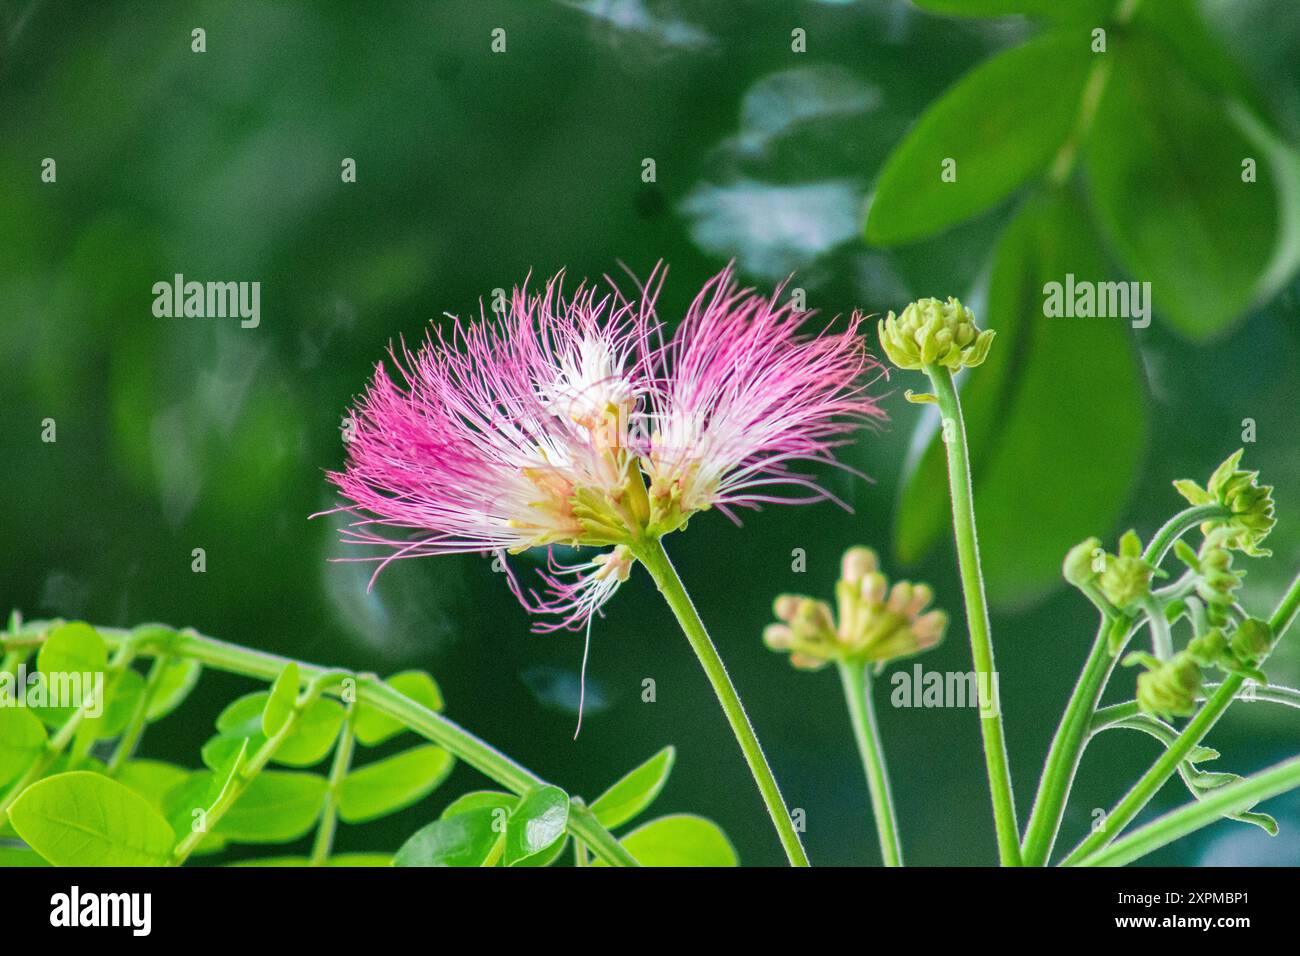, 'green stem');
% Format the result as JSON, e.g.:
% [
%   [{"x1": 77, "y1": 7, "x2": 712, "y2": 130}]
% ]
[
  {"x1": 926, "y1": 365, "x2": 1021, "y2": 866},
  {"x1": 1061, "y1": 569, "x2": 1300, "y2": 865},
  {"x1": 11, "y1": 620, "x2": 637, "y2": 868},
  {"x1": 1019, "y1": 504, "x2": 1227, "y2": 866},
  {"x1": 106, "y1": 654, "x2": 171, "y2": 777},
  {"x1": 1020, "y1": 618, "x2": 1122, "y2": 866},
  {"x1": 636, "y1": 537, "x2": 810, "y2": 867},
  {"x1": 1073, "y1": 754, "x2": 1300, "y2": 867},
  {"x1": 173, "y1": 673, "x2": 340, "y2": 865},
  {"x1": 311, "y1": 701, "x2": 356, "y2": 866},
  {"x1": 837, "y1": 659, "x2": 902, "y2": 866}
]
